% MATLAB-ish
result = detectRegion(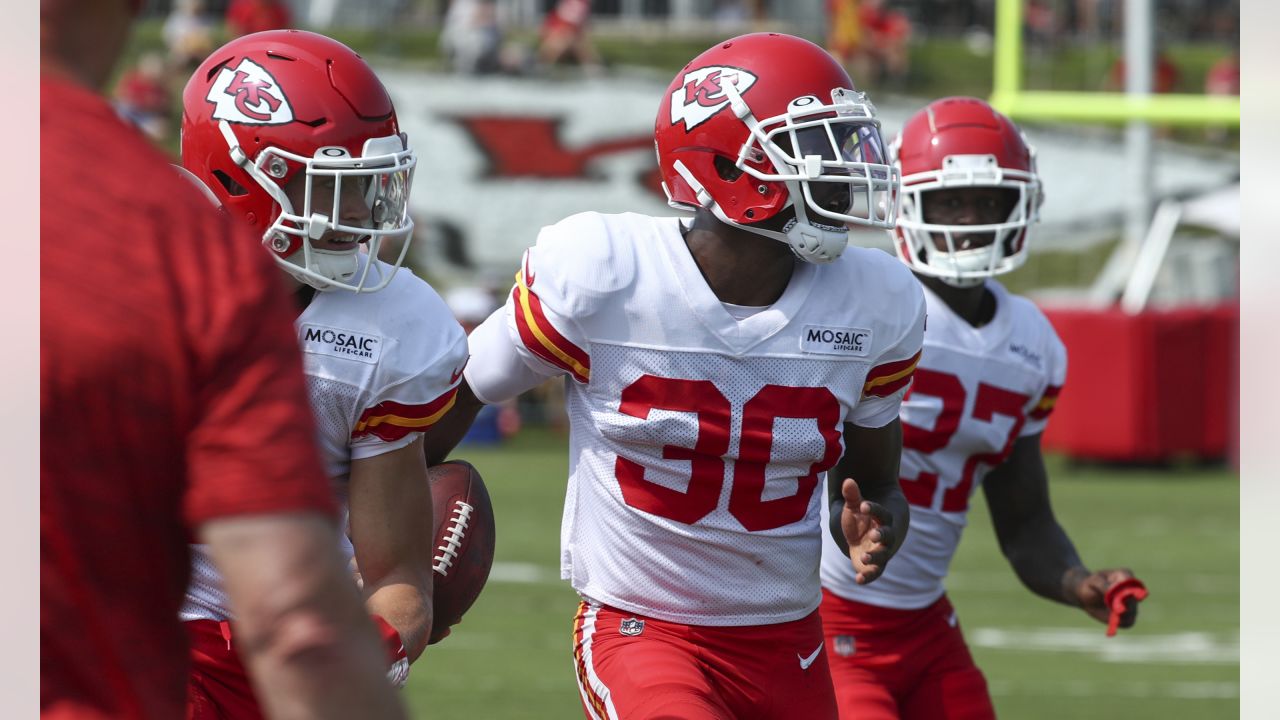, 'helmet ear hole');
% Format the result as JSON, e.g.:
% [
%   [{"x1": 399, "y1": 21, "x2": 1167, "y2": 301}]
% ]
[
  {"x1": 713, "y1": 154, "x2": 744, "y2": 182},
  {"x1": 213, "y1": 170, "x2": 249, "y2": 197}
]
